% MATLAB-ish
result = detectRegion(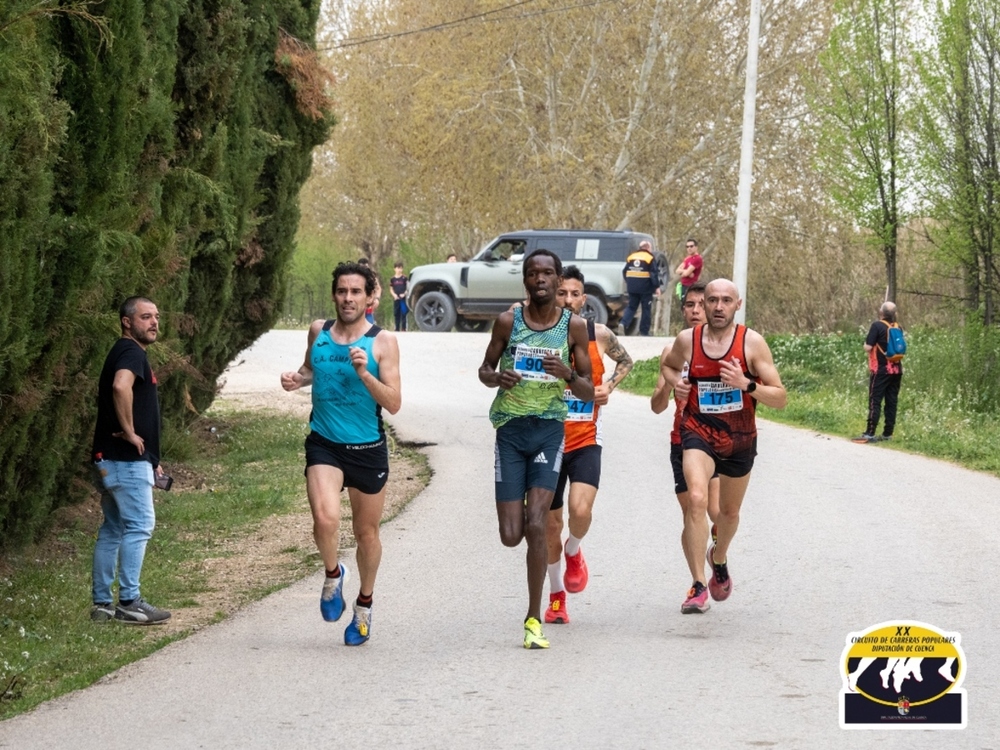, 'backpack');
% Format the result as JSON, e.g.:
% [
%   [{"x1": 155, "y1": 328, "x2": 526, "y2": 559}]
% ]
[{"x1": 882, "y1": 322, "x2": 907, "y2": 363}]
